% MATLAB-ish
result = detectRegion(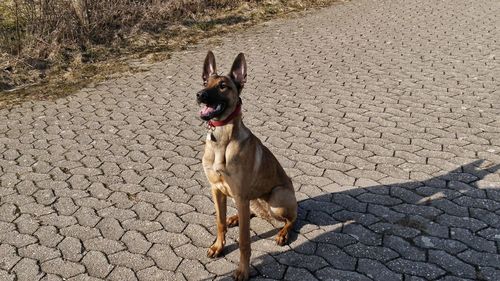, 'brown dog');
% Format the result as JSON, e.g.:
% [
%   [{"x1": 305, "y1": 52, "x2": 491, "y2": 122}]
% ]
[{"x1": 196, "y1": 51, "x2": 297, "y2": 280}]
